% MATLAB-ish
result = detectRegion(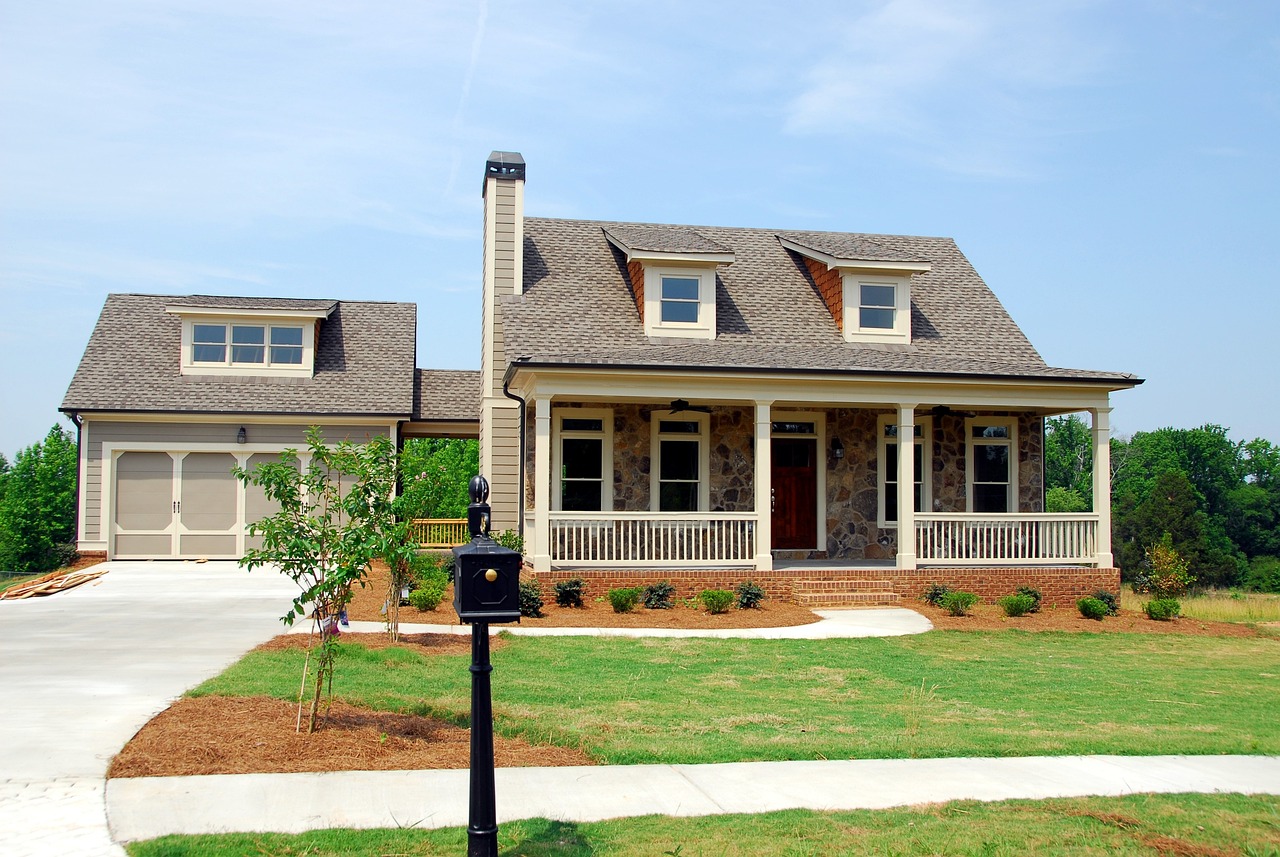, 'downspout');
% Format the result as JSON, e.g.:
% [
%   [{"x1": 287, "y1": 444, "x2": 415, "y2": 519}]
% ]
[{"x1": 501, "y1": 370, "x2": 527, "y2": 538}]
